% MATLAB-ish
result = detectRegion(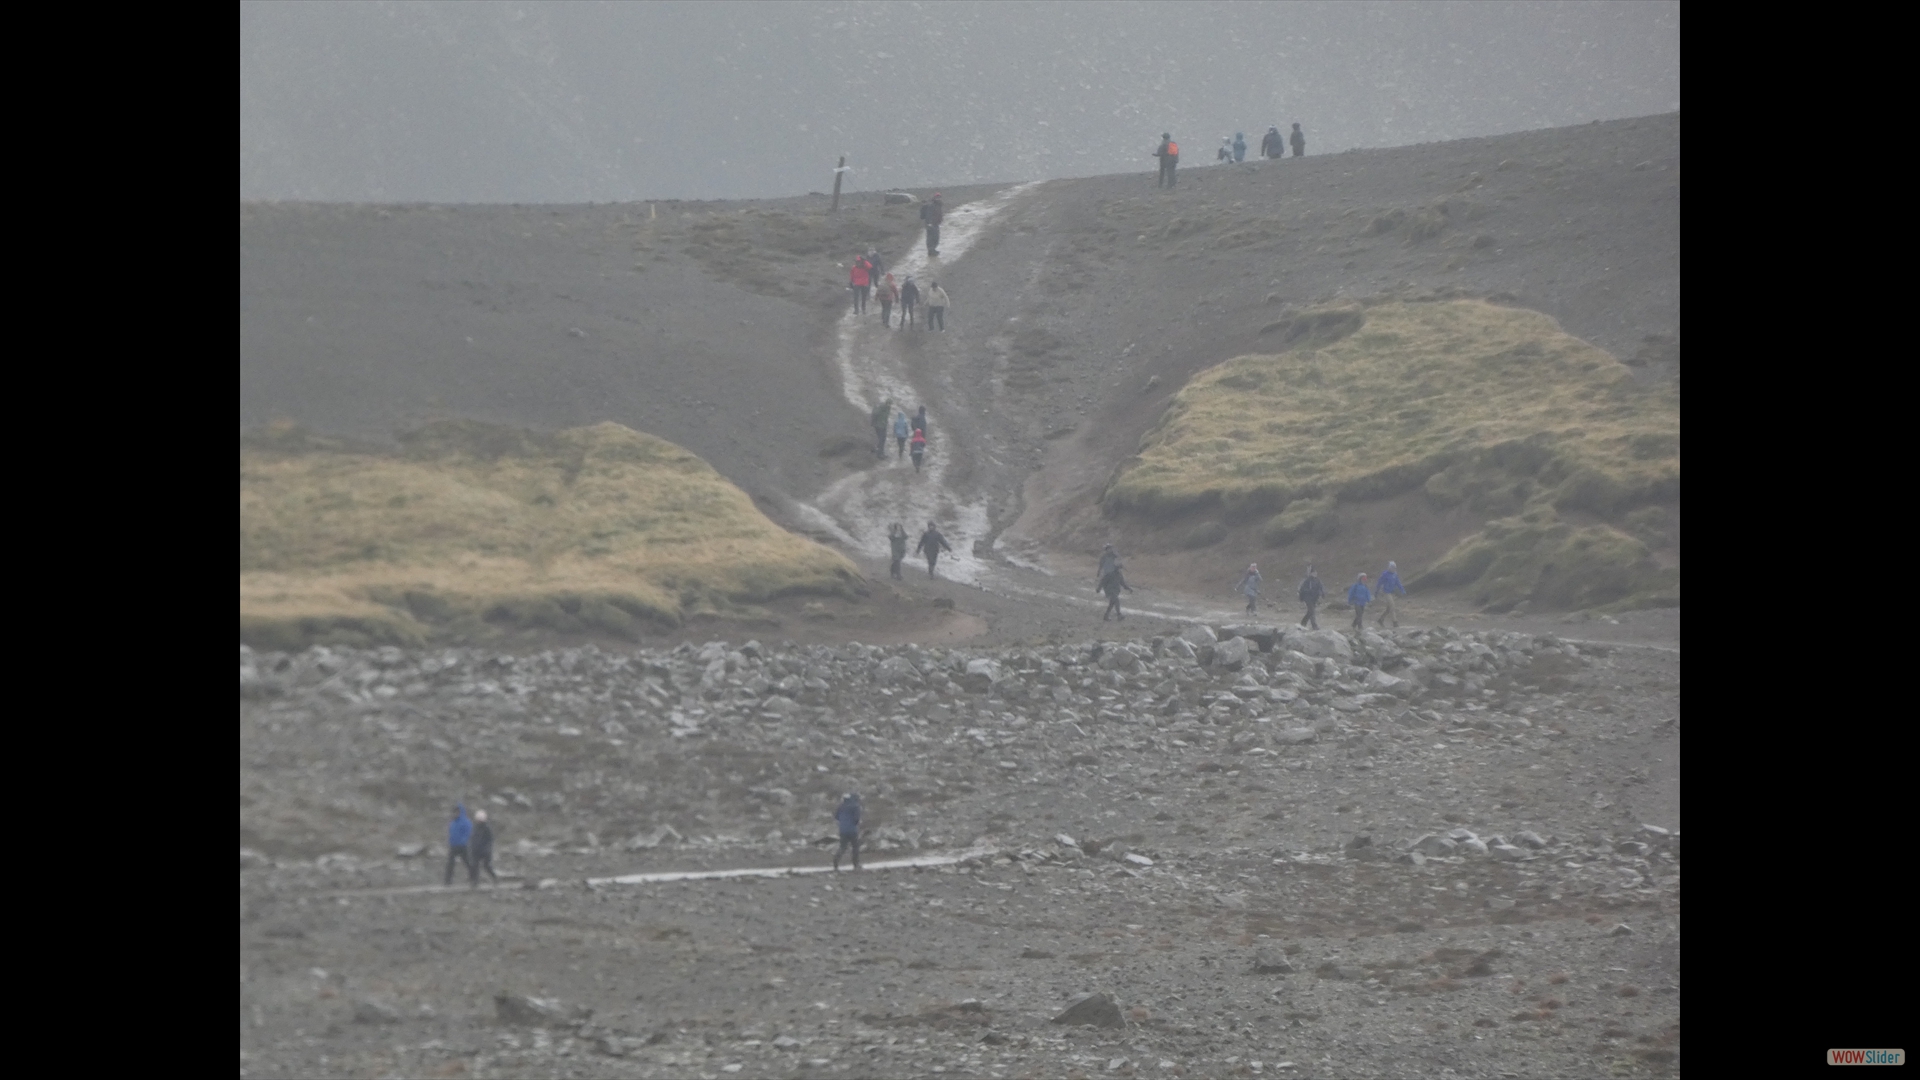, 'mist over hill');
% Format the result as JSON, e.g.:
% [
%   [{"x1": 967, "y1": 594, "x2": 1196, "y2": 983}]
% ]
[{"x1": 240, "y1": 0, "x2": 1679, "y2": 203}]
